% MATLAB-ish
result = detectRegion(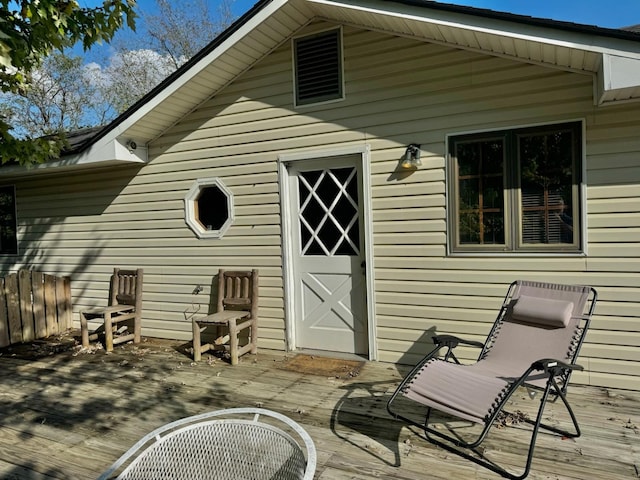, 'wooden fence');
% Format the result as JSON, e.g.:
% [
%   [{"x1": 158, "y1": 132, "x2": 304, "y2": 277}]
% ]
[{"x1": 0, "y1": 270, "x2": 72, "y2": 348}]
